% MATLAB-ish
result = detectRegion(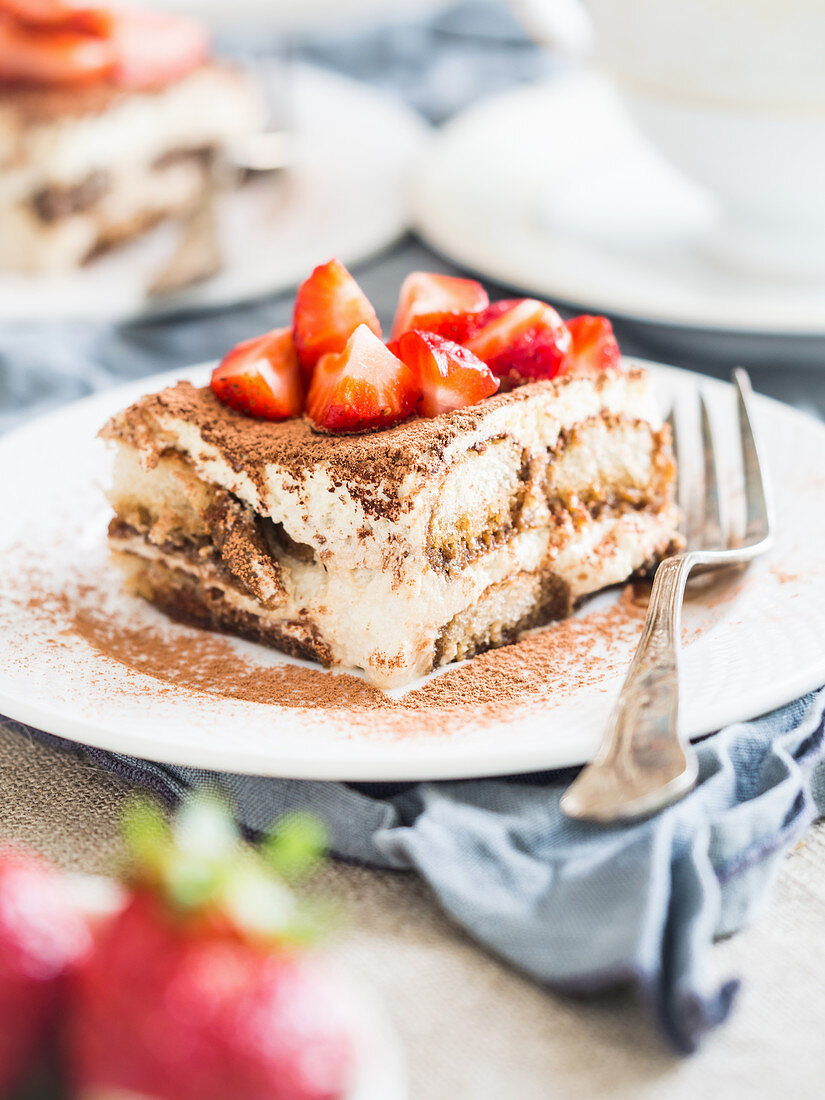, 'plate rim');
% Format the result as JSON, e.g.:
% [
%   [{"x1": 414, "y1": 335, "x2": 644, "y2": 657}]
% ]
[
  {"x1": 410, "y1": 71, "x2": 825, "y2": 338},
  {"x1": 2, "y1": 358, "x2": 825, "y2": 780}
]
